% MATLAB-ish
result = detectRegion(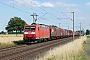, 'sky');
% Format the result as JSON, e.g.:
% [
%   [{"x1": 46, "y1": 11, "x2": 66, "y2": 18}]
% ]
[{"x1": 0, "y1": 0, "x2": 90, "y2": 32}]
